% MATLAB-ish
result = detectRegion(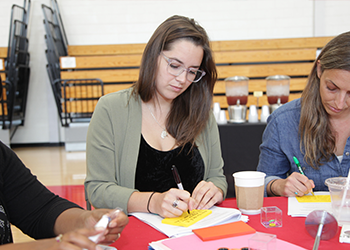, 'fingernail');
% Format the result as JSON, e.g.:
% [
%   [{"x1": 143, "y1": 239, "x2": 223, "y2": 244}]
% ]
[
  {"x1": 109, "y1": 221, "x2": 117, "y2": 227},
  {"x1": 96, "y1": 246, "x2": 103, "y2": 250}
]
